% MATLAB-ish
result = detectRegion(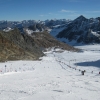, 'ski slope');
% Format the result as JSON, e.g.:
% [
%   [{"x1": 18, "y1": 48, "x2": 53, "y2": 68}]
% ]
[{"x1": 0, "y1": 45, "x2": 100, "y2": 100}]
